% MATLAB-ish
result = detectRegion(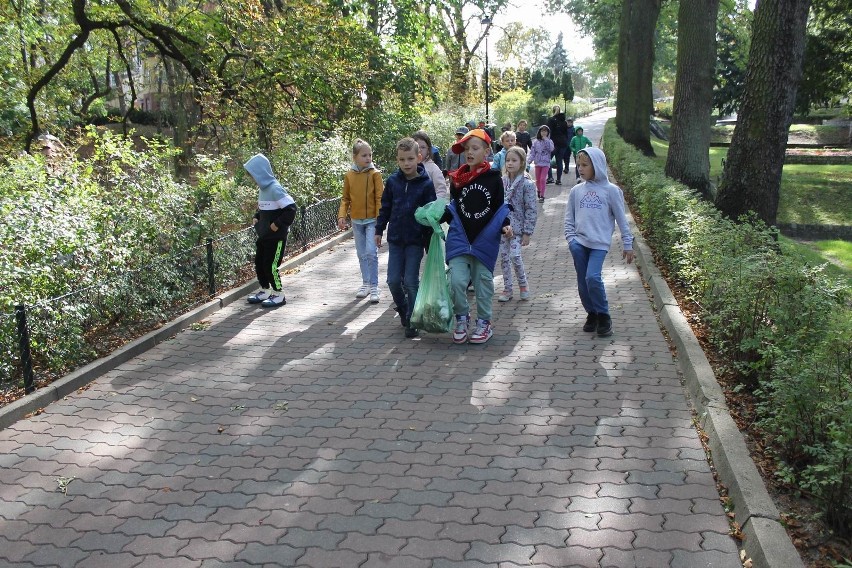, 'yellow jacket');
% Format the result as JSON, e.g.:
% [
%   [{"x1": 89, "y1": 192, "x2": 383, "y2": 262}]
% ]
[{"x1": 338, "y1": 167, "x2": 383, "y2": 221}]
